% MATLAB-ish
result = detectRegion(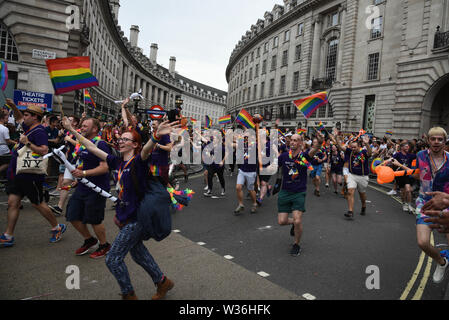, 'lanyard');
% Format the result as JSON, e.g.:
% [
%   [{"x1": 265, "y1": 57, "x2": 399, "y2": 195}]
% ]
[
  {"x1": 117, "y1": 155, "x2": 137, "y2": 199},
  {"x1": 428, "y1": 151, "x2": 447, "y2": 179}
]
